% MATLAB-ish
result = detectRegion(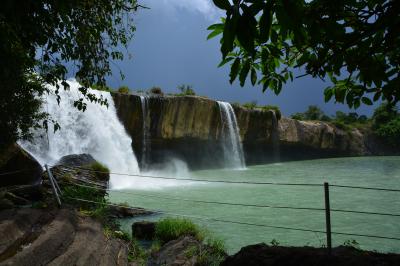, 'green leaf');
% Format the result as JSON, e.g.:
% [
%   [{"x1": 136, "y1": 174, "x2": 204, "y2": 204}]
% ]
[
  {"x1": 324, "y1": 88, "x2": 333, "y2": 102},
  {"x1": 221, "y1": 15, "x2": 238, "y2": 58},
  {"x1": 207, "y1": 29, "x2": 223, "y2": 40},
  {"x1": 239, "y1": 60, "x2": 251, "y2": 86},
  {"x1": 207, "y1": 23, "x2": 224, "y2": 31},
  {"x1": 218, "y1": 57, "x2": 234, "y2": 67},
  {"x1": 251, "y1": 68, "x2": 257, "y2": 86},
  {"x1": 213, "y1": 0, "x2": 231, "y2": 10},
  {"x1": 236, "y1": 10, "x2": 257, "y2": 55},
  {"x1": 230, "y1": 58, "x2": 241, "y2": 84},
  {"x1": 361, "y1": 97, "x2": 373, "y2": 105},
  {"x1": 259, "y1": 6, "x2": 272, "y2": 43}
]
